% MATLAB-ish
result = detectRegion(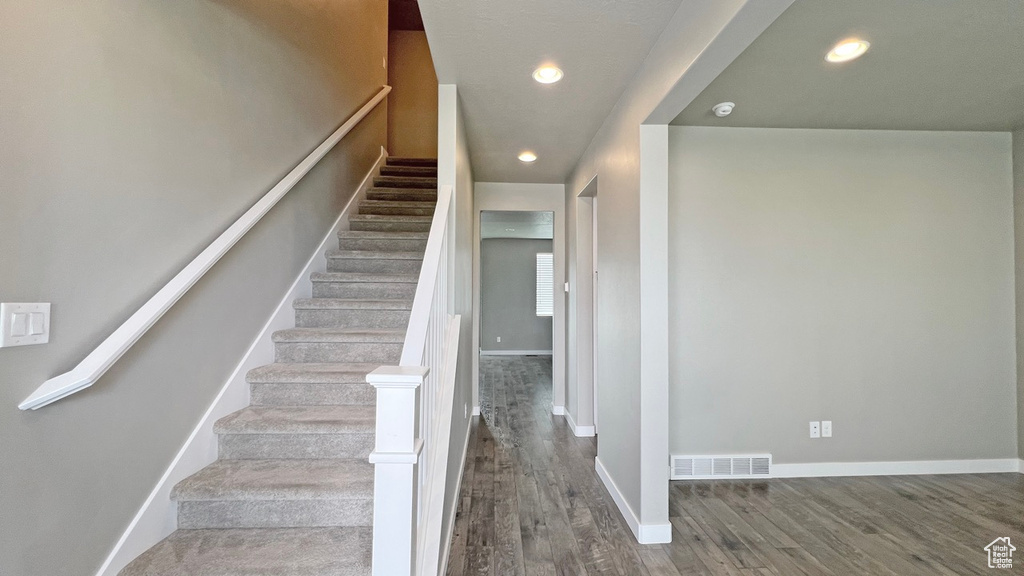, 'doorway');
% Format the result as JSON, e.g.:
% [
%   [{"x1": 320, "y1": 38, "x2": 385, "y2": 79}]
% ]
[
  {"x1": 478, "y1": 211, "x2": 555, "y2": 356},
  {"x1": 572, "y1": 177, "x2": 599, "y2": 437}
]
